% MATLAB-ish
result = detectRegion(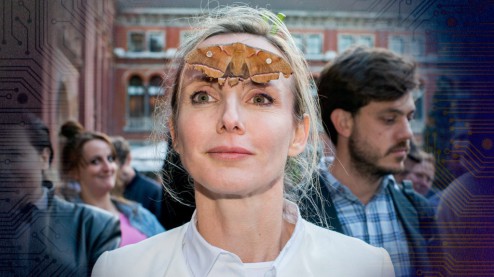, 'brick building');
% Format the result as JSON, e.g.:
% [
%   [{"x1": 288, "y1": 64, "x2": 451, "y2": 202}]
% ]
[
  {"x1": 110, "y1": 0, "x2": 440, "y2": 148},
  {"x1": 1, "y1": 0, "x2": 442, "y2": 173},
  {"x1": 1, "y1": 0, "x2": 116, "y2": 172}
]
